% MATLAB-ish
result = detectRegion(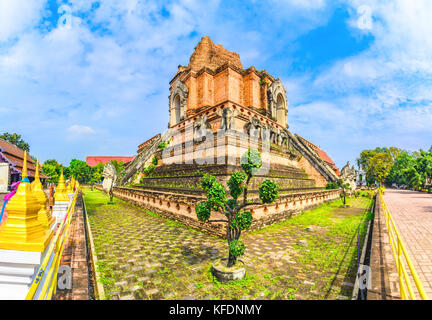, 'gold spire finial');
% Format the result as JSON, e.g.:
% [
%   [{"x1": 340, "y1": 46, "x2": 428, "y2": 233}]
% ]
[
  {"x1": 35, "y1": 158, "x2": 40, "y2": 180},
  {"x1": 22, "y1": 151, "x2": 28, "y2": 179}
]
